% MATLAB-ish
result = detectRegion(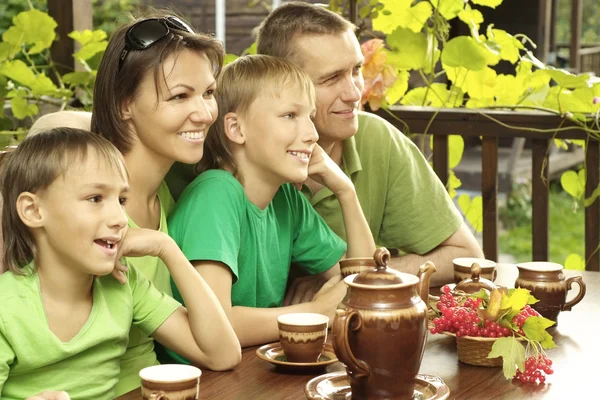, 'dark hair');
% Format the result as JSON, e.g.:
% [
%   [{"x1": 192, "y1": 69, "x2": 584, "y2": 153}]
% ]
[
  {"x1": 0, "y1": 128, "x2": 127, "y2": 273},
  {"x1": 92, "y1": 10, "x2": 225, "y2": 154},
  {"x1": 198, "y1": 54, "x2": 315, "y2": 175},
  {"x1": 256, "y1": 1, "x2": 355, "y2": 65}
]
